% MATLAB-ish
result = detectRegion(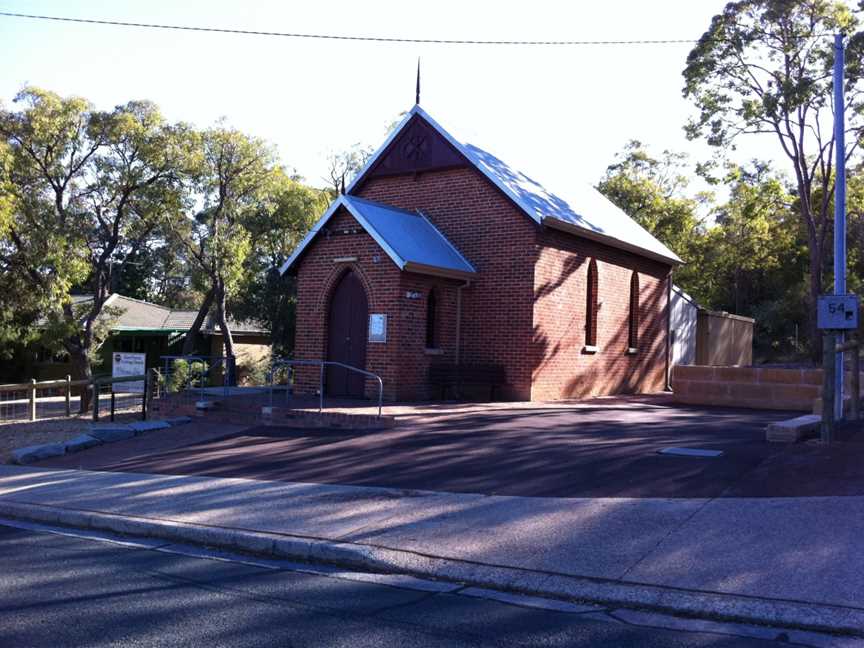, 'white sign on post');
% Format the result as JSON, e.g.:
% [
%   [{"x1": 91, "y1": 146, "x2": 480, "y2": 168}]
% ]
[
  {"x1": 112, "y1": 352, "x2": 146, "y2": 393},
  {"x1": 817, "y1": 294, "x2": 859, "y2": 330}
]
